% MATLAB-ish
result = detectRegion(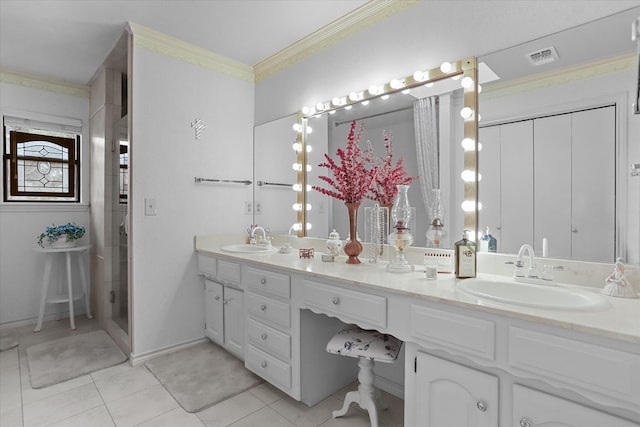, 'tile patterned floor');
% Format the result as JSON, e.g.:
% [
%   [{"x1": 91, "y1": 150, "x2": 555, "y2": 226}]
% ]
[{"x1": 0, "y1": 319, "x2": 404, "y2": 427}]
